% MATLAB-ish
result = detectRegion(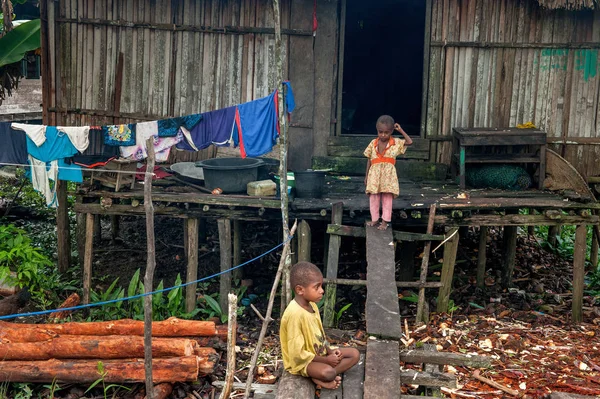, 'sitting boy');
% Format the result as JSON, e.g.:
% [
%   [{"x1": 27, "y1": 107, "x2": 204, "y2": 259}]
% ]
[{"x1": 280, "y1": 261, "x2": 360, "y2": 390}]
